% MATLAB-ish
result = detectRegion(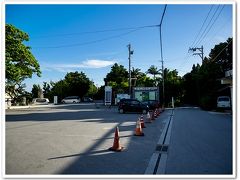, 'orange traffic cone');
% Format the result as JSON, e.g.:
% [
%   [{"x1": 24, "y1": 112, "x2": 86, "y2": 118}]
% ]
[
  {"x1": 109, "y1": 127, "x2": 124, "y2": 152},
  {"x1": 134, "y1": 120, "x2": 144, "y2": 136},
  {"x1": 146, "y1": 111, "x2": 152, "y2": 123},
  {"x1": 140, "y1": 115, "x2": 146, "y2": 128}
]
